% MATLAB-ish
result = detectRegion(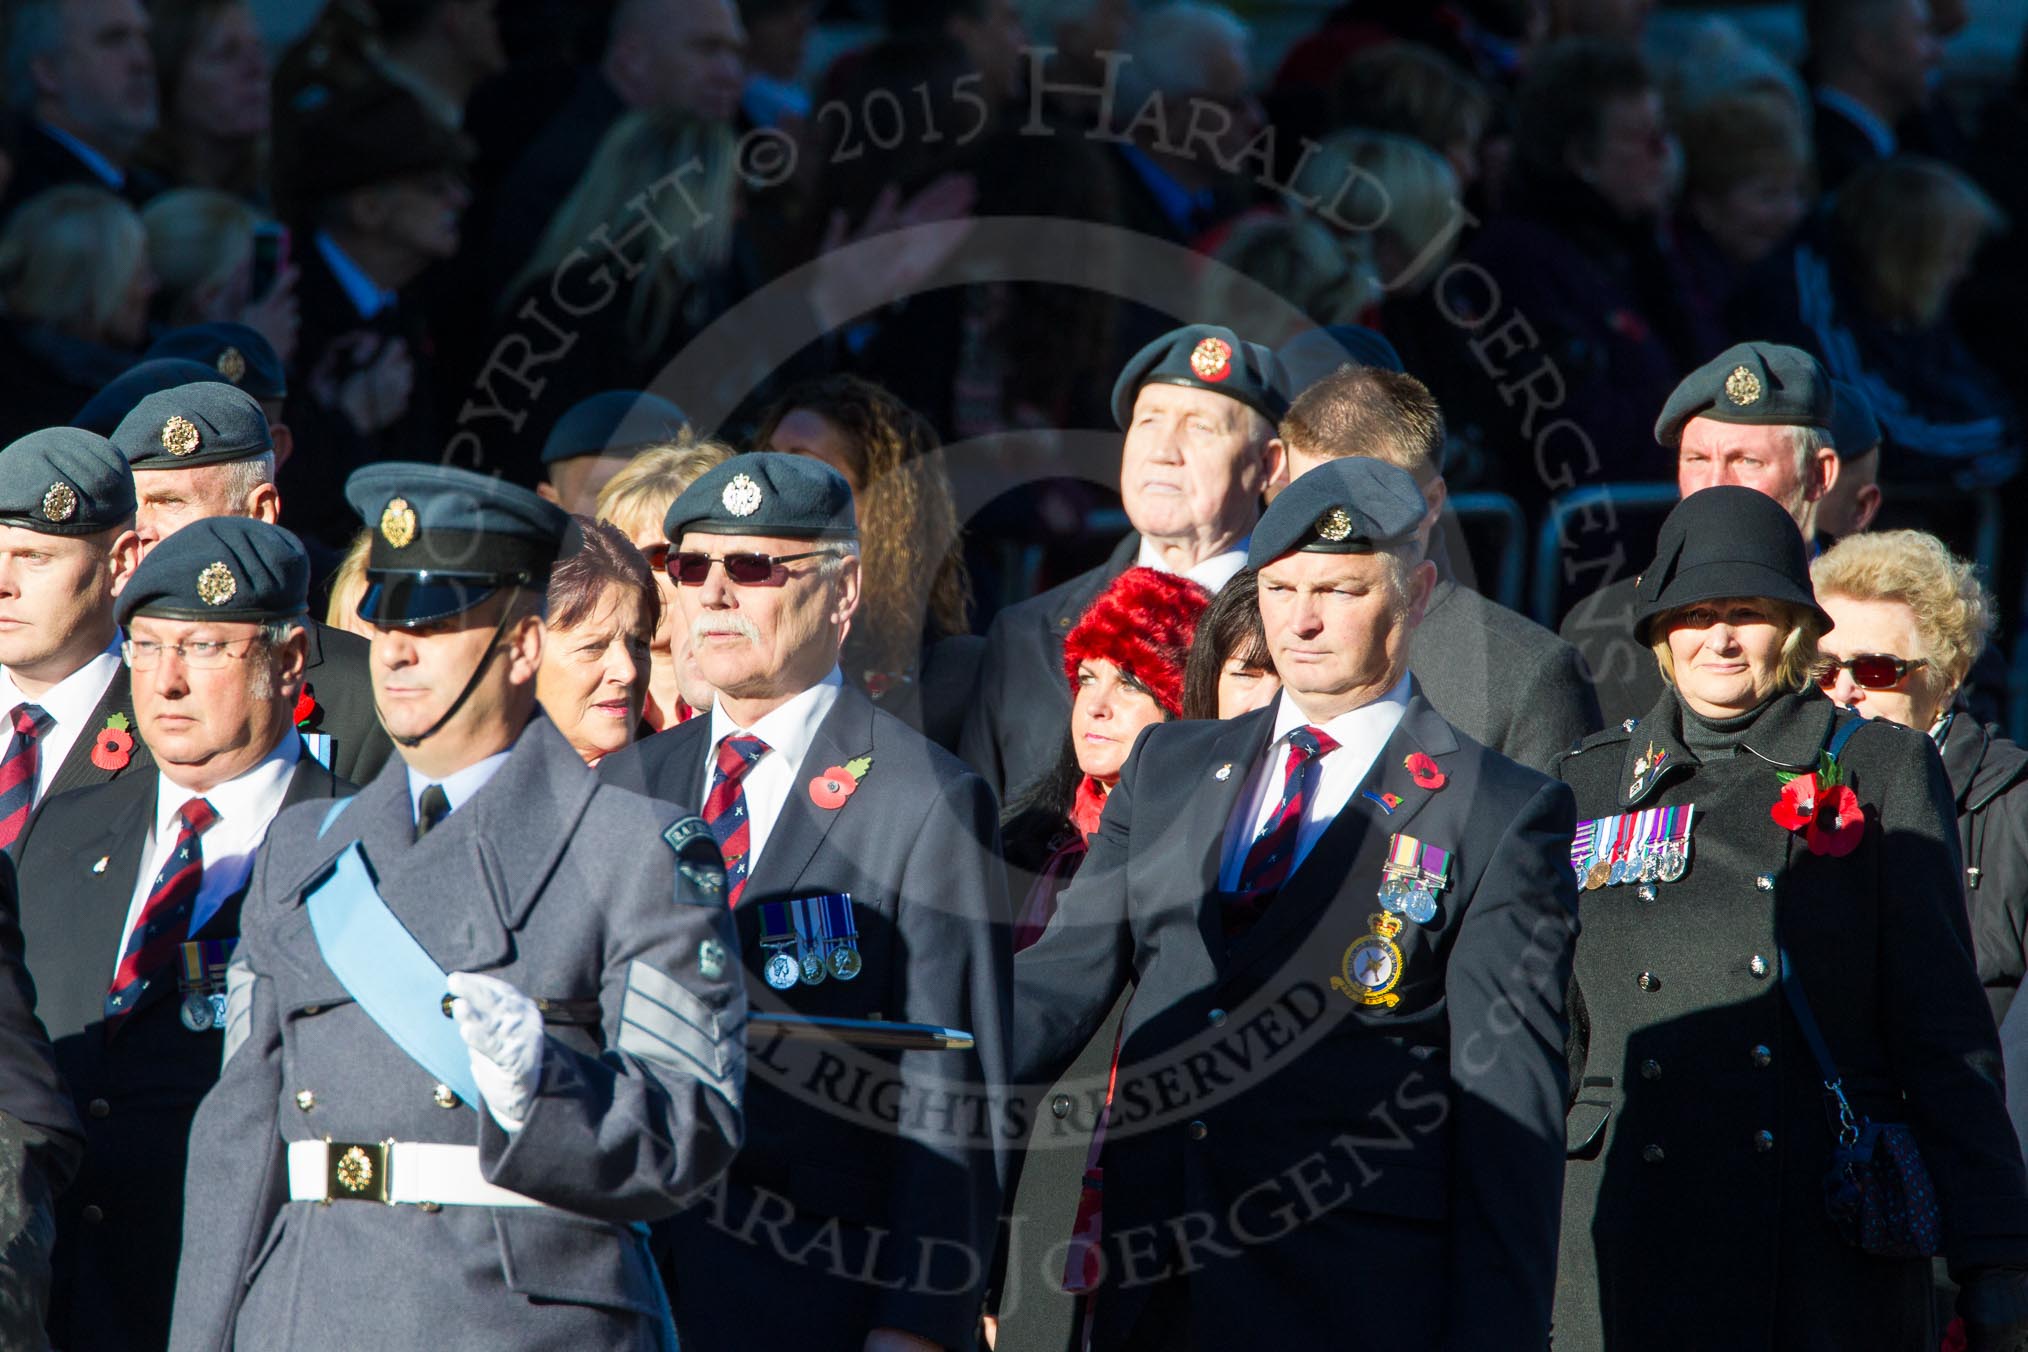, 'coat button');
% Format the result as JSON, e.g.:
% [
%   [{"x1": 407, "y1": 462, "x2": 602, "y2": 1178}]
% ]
[
  {"x1": 1207, "y1": 1008, "x2": 1227, "y2": 1027},
  {"x1": 87, "y1": 1099, "x2": 110, "y2": 1119},
  {"x1": 1753, "y1": 1130, "x2": 1775, "y2": 1152},
  {"x1": 1755, "y1": 874, "x2": 1775, "y2": 892},
  {"x1": 1750, "y1": 1045, "x2": 1773, "y2": 1068},
  {"x1": 81, "y1": 1205, "x2": 104, "y2": 1223},
  {"x1": 1642, "y1": 1144, "x2": 1665, "y2": 1164},
  {"x1": 1050, "y1": 1094, "x2": 1073, "y2": 1119},
  {"x1": 295, "y1": 1091, "x2": 315, "y2": 1112},
  {"x1": 303, "y1": 1005, "x2": 321, "y2": 1015},
  {"x1": 1748, "y1": 955, "x2": 1769, "y2": 978},
  {"x1": 1187, "y1": 1120, "x2": 1209, "y2": 1141},
  {"x1": 432, "y1": 1084, "x2": 460, "y2": 1110},
  {"x1": 1639, "y1": 1059, "x2": 1661, "y2": 1081},
  {"x1": 1637, "y1": 971, "x2": 1660, "y2": 993}
]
